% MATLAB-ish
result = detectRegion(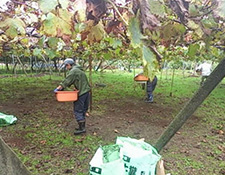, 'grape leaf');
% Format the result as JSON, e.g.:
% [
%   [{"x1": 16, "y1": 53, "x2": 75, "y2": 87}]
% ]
[
  {"x1": 142, "y1": 45, "x2": 158, "y2": 79},
  {"x1": 33, "y1": 48, "x2": 42, "y2": 57},
  {"x1": 38, "y1": 36, "x2": 46, "y2": 48},
  {"x1": 39, "y1": 0, "x2": 58, "y2": 13},
  {"x1": 57, "y1": 18, "x2": 72, "y2": 36},
  {"x1": 58, "y1": 0, "x2": 69, "y2": 9},
  {"x1": 41, "y1": 12, "x2": 72, "y2": 37},
  {"x1": 24, "y1": 49, "x2": 31, "y2": 57},
  {"x1": 0, "y1": 18, "x2": 26, "y2": 38},
  {"x1": 187, "y1": 44, "x2": 200, "y2": 57},
  {"x1": 148, "y1": 0, "x2": 165, "y2": 17},
  {"x1": 102, "y1": 52, "x2": 112, "y2": 60},
  {"x1": 26, "y1": 13, "x2": 39, "y2": 24},
  {"x1": 58, "y1": 9, "x2": 73, "y2": 24},
  {"x1": 5, "y1": 26, "x2": 18, "y2": 39},
  {"x1": 201, "y1": 15, "x2": 218, "y2": 29},
  {"x1": 109, "y1": 38, "x2": 122, "y2": 49},
  {"x1": 189, "y1": 4, "x2": 199, "y2": 17},
  {"x1": 20, "y1": 38, "x2": 29, "y2": 47},
  {"x1": 195, "y1": 27, "x2": 204, "y2": 38},
  {"x1": 161, "y1": 23, "x2": 186, "y2": 39},
  {"x1": 187, "y1": 20, "x2": 203, "y2": 37},
  {"x1": 74, "y1": 23, "x2": 86, "y2": 33},
  {"x1": 61, "y1": 34, "x2": 71, "y2": 45},
  {"x1": 41, "y1": 13, "x2": 58, "y2": 36},
  {"x1": 45, "y1": 49, "x2": 56, "y2": 59},
  {"x1": 73, "y1": 0, "x2": 87, "y2": 22},
  {"x1": 128, "y1": 17, "x2": 145, "y2": 48},
  {"x1": 48, "y1": 37, "x2": 60, "y2": 49},
  {"x1": 87, "y1": 22, "x2": 105, "y2": 44}
]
